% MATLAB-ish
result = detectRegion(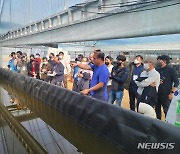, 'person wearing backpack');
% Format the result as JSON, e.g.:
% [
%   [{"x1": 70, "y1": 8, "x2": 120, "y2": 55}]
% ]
[
  {"x1": 128, "y1": 55, "x2": 144, "y2": 111},
  {"x1": 108, "y1": 55, "x2": 128, "y2": 106}
]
